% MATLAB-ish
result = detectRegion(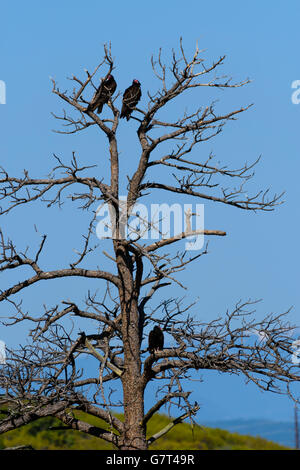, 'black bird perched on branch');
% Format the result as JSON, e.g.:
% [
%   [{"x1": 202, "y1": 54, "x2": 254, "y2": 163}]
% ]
[
  {"x1": 120, "y1": 79, "x2": 141, "y2": 120},
  {"x1": 148, "y1": 325, "x2": 164, "y2": 354},
  {"x1": 87, "y1": 74, "x2": 117, "y2": 114}
]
